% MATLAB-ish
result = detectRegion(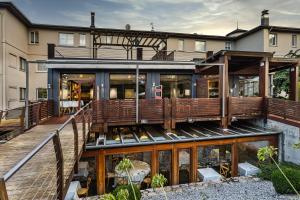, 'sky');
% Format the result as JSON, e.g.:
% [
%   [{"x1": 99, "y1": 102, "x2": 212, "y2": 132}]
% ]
[{"x1": 3, "y1": 0, "x2": 300, "y2": 36}]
